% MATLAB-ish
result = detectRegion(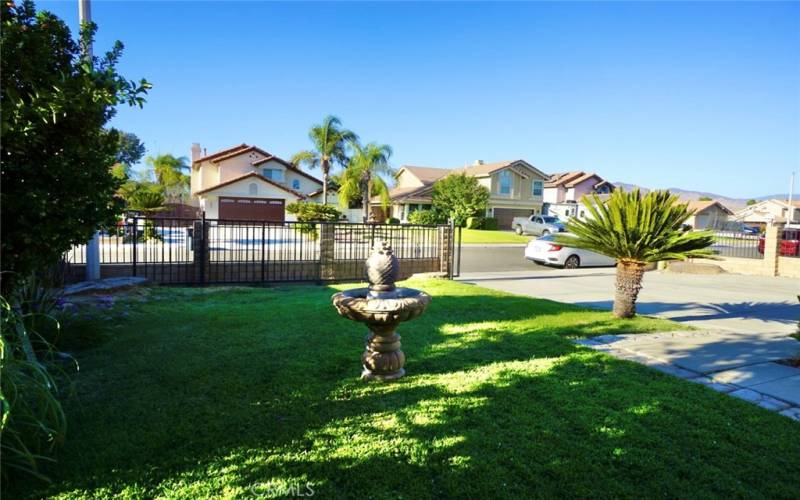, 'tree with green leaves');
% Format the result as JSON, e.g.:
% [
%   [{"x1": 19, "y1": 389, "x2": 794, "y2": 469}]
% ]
[
  {"x1": 431, "y1": 173, "x2": 490, "y2": 227},
  {"x1": 110, "y1": 131, "x2": 146, "y2": 181},
  {"x1": 698, "y1": 196, "x2": 712, "y2": 201},
  {"x1": 0, "y1": 1, "x2": 150, "y2": 288},
  {"x1": 338, "y1": 142, "x2": 393, "y2": 222},
  {"x1": 555, "y1": 189, "x2": 715, "y2": 318},
  {"x1": 146, "y1": 154, "x2": 190, "y2": 202},
  {"x1": 291, "y1": 116, "x2": 358, "y2": 204},
  {"x1": 746, "y1": 199, "x2": 757, "y2": 206},
  {"x1": 116, "y1": 132, "x2": 146, "y2": 168}
]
